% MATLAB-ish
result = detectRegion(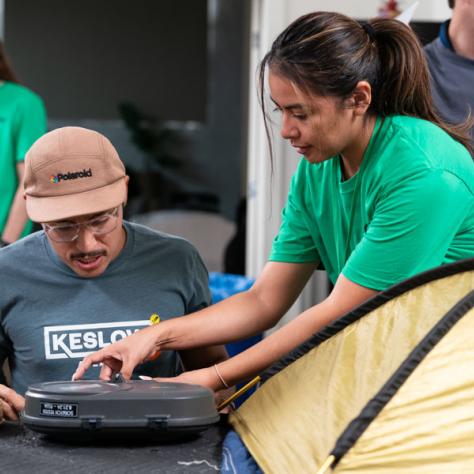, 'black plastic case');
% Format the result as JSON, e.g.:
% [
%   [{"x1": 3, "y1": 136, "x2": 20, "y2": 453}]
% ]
[{"x1": 21, "y1": 379, "x2": 219, "y2": 439}]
